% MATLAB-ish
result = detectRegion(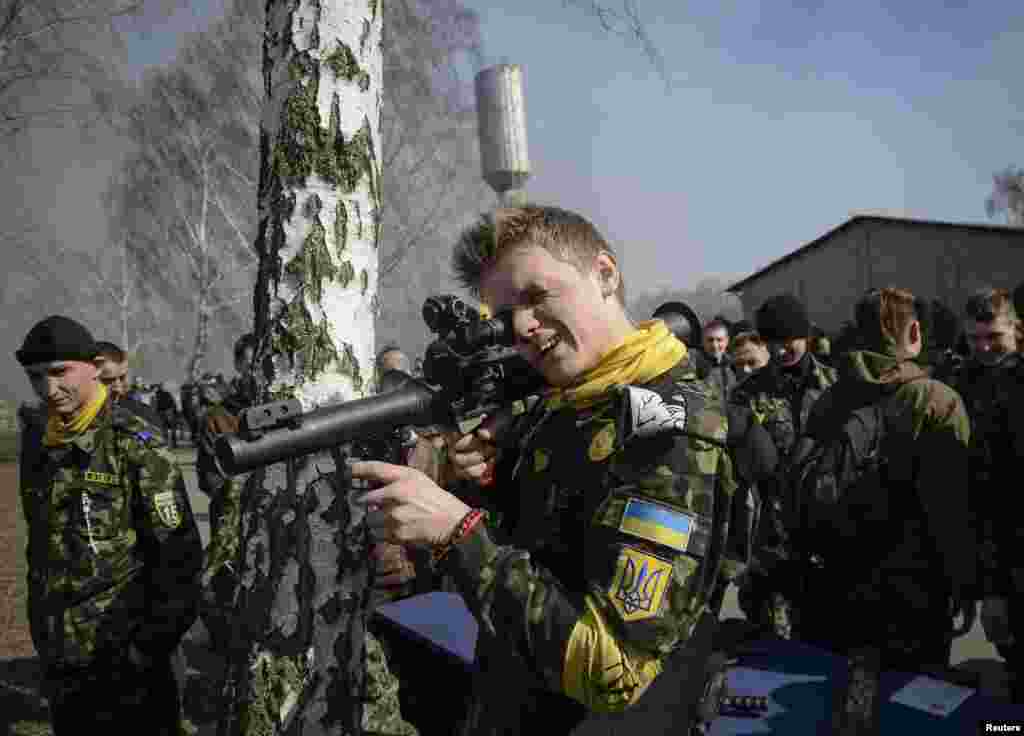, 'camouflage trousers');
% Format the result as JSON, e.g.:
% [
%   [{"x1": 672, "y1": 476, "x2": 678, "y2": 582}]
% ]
[
  {"x1": 179, "y1": 622, "x2": 418, "y2": 735},
  {"x1": 364, "y1": 629, "x2": 420, "y2": 735}
]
